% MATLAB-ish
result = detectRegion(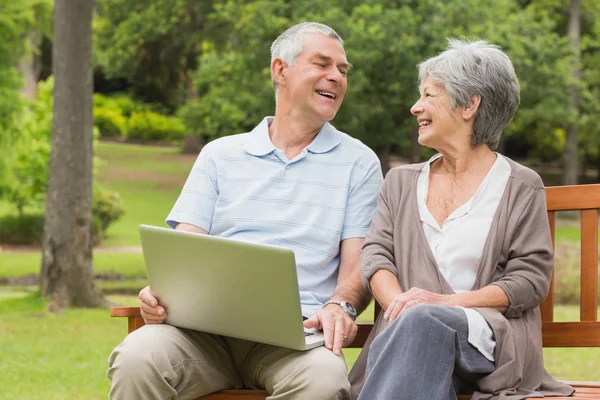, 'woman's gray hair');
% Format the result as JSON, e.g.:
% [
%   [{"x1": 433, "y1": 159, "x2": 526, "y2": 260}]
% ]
[
  {"x1": 418, "y1": 39, "x2": 520, "y2": 150},
  {"x1": 270, "y1": 22, "x2": 343, "y2": 89}
]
